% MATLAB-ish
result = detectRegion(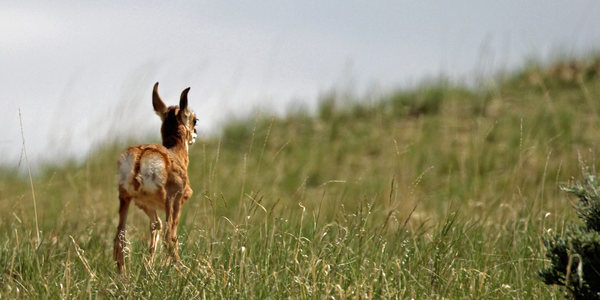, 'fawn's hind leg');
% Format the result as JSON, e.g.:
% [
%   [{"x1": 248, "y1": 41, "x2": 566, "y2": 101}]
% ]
[{"x1": 113, "y1": 192, "x2": 131, "y2": 274}]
